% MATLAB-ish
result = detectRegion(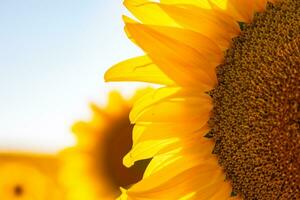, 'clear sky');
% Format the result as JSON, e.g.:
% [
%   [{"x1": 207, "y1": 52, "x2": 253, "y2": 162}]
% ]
[{"x1": 0, "y1": 0, "x2": 147, "y2": 153}]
